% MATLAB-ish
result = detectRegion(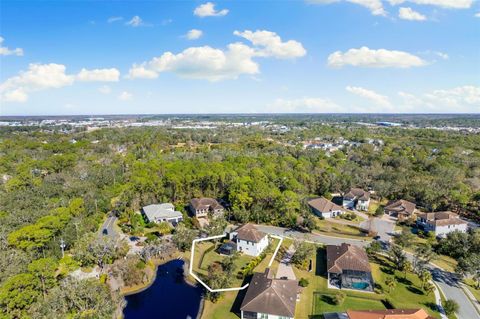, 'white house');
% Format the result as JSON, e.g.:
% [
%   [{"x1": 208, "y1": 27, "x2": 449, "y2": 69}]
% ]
[
  {"x1": 230, "y1": 224, "x2": 269, "y2": 257},
  {"x1": 342, "y1": 188, "x2": 370, "y2": 211},
  {"x1": 308, "y1": 197, "x2": 346, "y2": 219},
  {"x1": 141, "y1": 203, "x2": 183, "y2": 225},
  {"x1": 416, "y1": 211, "x2": 468, "y2": 238},
  {"x1": 240, "y1": 268, "x2": 298, "y2": 319}
]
